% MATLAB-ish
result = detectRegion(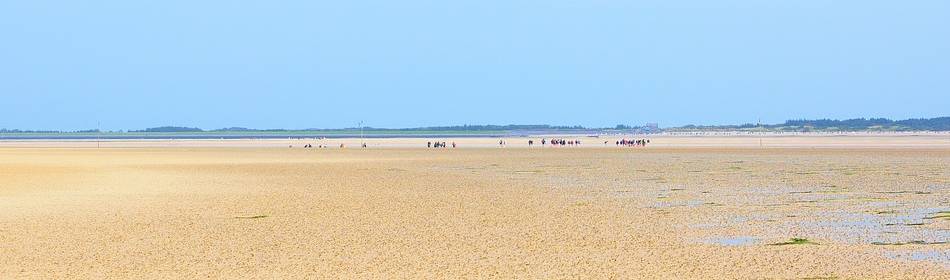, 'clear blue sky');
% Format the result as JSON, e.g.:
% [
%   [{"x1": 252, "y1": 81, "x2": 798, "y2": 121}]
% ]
[{"x1": 1, "y1": 1, "x2": 947, "y2": 130}]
